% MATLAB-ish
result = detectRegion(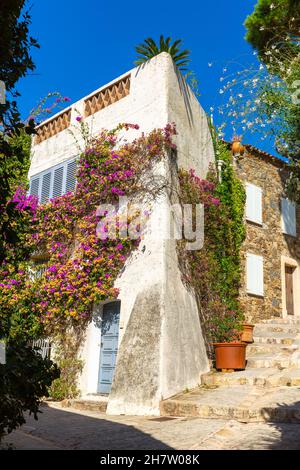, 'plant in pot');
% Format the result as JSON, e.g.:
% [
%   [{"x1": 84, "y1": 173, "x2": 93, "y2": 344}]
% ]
[
  {"x1": 240, "y1": 322, "x2": 255, "y2": 343},
  {"x1": 206, "y1": 300, "x2": 246, "y2": 371}
]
